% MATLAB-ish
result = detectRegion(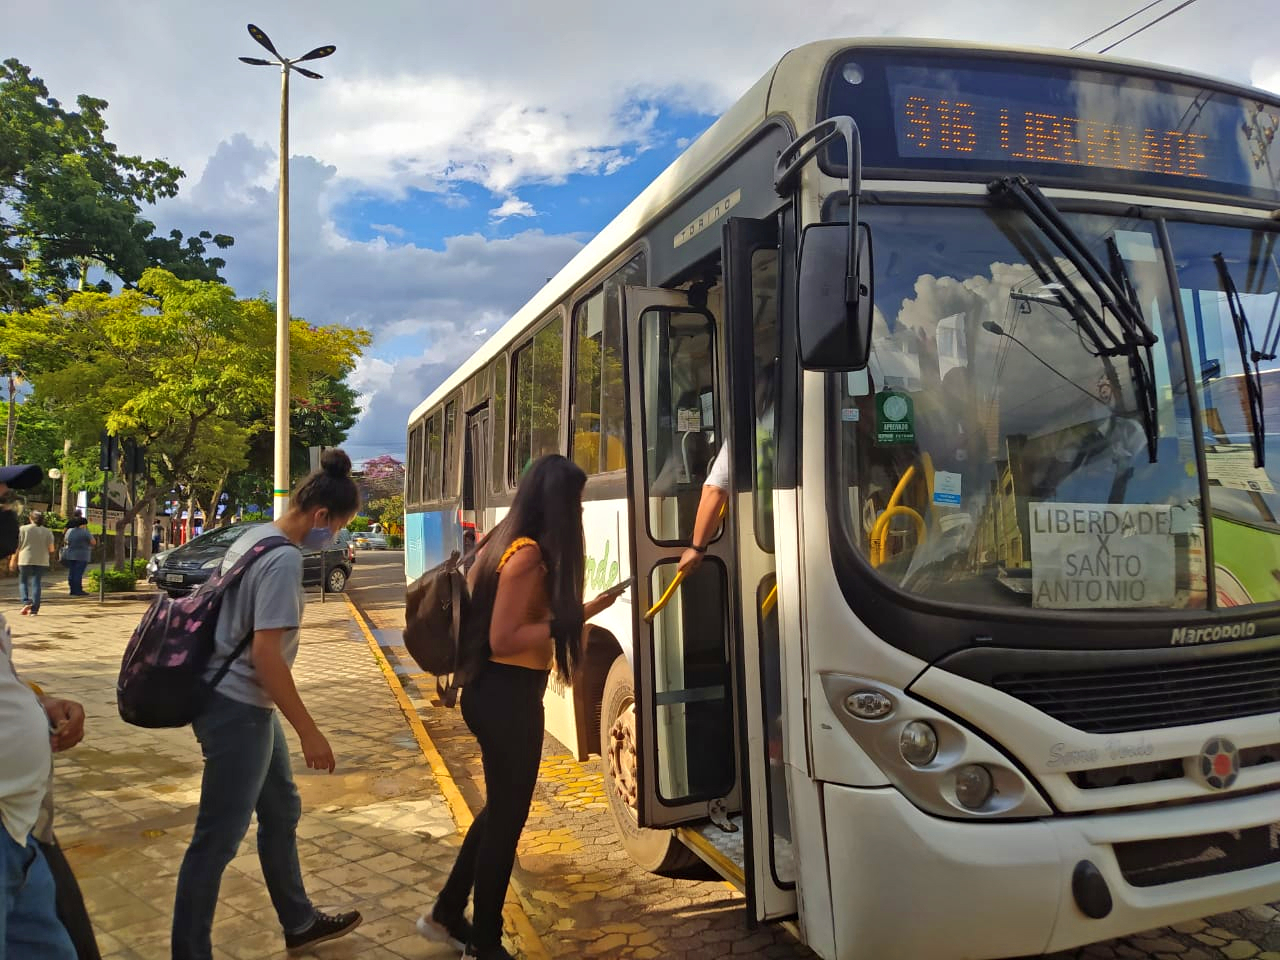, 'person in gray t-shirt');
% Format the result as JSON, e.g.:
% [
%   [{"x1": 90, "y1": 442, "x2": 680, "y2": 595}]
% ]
[{"x1": 172, "y1": 451, "x2": 365, "y2": 960}]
